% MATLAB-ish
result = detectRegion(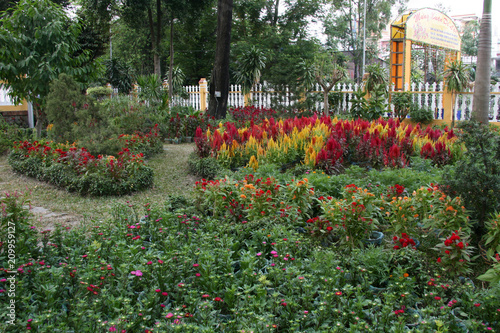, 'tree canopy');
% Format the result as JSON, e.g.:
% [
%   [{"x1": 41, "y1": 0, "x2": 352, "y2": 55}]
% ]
[{"x1": 0, "y1": 0, "x2": 99, "y2": 134}]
